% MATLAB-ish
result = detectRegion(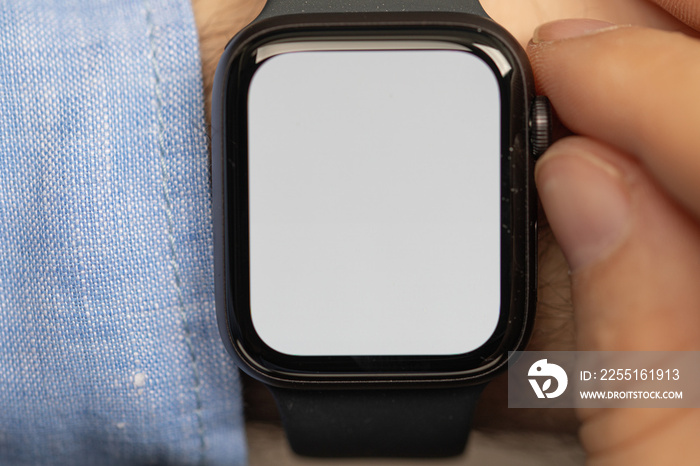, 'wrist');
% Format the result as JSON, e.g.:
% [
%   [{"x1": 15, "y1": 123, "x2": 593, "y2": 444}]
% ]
[{"x1": 192, "y1": 0, "x2": 264, "y2": 122}]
